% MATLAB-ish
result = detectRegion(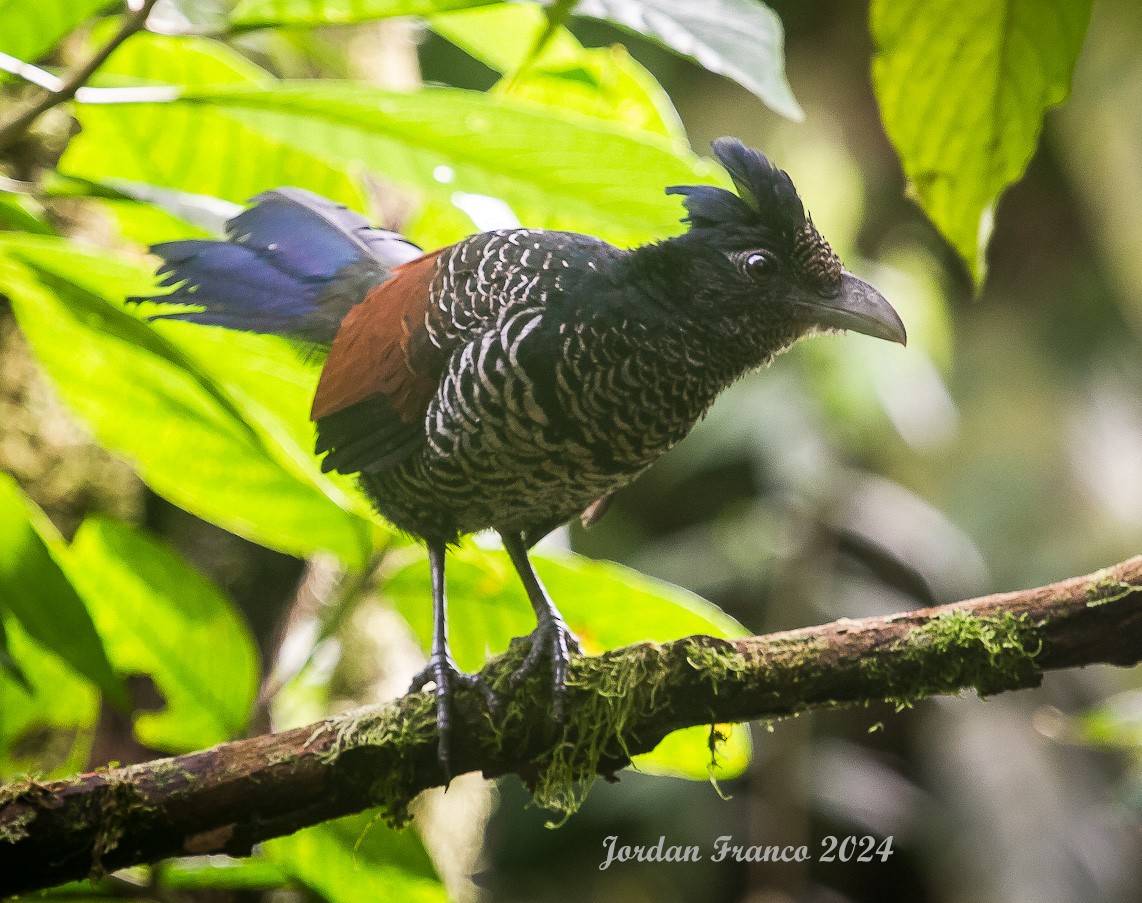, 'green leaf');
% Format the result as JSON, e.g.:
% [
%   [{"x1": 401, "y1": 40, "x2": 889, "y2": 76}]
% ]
[
  {"x1": 62, "y1": 28, "x2": 713, "y2": 244},
  {"x1": 66, "y1": 518, "x2": 260, "y2": 752},
  {"x1": 385, "y1": 545, "x2": 751, "y2": 779},
  {"x1": 572, "y1": 0, "x2": 802, "y2": 120},
  {"x1": 66, "y1": 31, "x2": 366, "y2": 212},
  {"x1": 870, "y1": 0, "x2": 1093, "y2": 282},
  {"x1": 0, "y1": 608, "x2": 31, "y2": 691},
  {"x1": 163, "y1": 858, "x2": 292, "y2": 895},
  {"x1": 432, "y1": 3, "x2": 686, "y2": 141},
  {"x1": 634, "y1": 722, "x2": 749, "y2": 781},
  {"x1": 100, "y1": 180, "x2": 240, "y2": 236},
  {"x1": 0, "y1": 237, "x2": 375, "y2": 565},
  {"x1": 0, "y1": 613, "x2": 99, "y2": 779},
  {"x1": 92, "y1": 27, "x2": 274, "y2": 87},
  {"x1": 229, "y1": 0, "x2": 498, "y2": 29},
  {"x1": 264, "y1": 811, "x2": 446, "y2": 903},
  {"x1": 145, "y1": 318, "x2": 377, "y2": 522},
  {"x1": 501, "y1": 51, "x2": 685, "y2": 141},
  {"x1": 65, "y1": 82, "x2": 716, "y2": 248},
  {"x1": 387, "y1": 546, "x2": 748, "y2": 667},
  {"x1": 1075, "y1": 691, "x2": 1142, "y2": 750},
  {"x1": 63, "y1": 91, "x2": 368, "y2": 214},
  {"x1": 432, "y1": 2, "x2": 585, "y2": 75},
  {"x1": 0, "y1": 473, "x2": 127, "y2": 709},
  {"x1": 95, "y1": 194, "x2": 217, "y2": 247},
  {"x1": 0, "y1": 0, "x2": 115, "y2": 64},
  {"x1": 159, "y1": 855, "x2": 290, "y2": 891},
  {"x1": 0, "y1": 191, "x2": 55, "y2": 234},
  {"x1": 69, "y1": 28, "x2": 370, "y2": 215}
]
